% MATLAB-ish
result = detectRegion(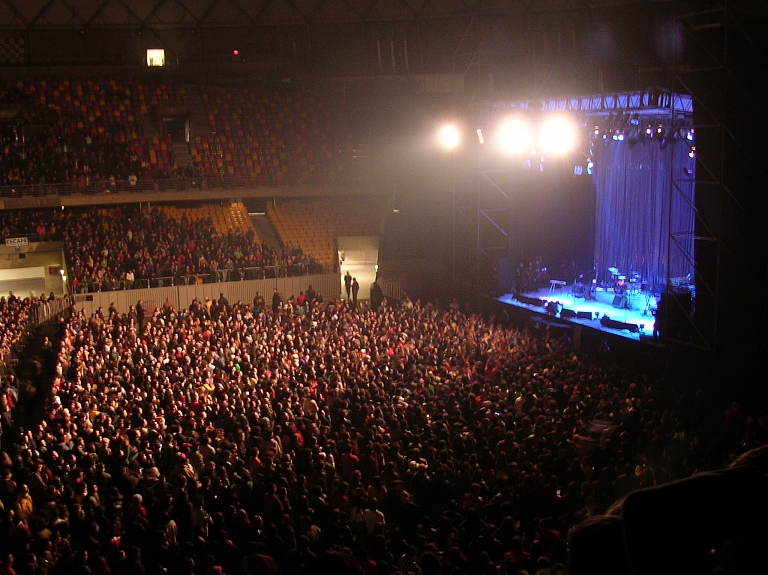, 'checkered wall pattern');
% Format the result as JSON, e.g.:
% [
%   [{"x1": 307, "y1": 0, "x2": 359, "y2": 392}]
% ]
[{"x1": 0, "y1": 38, "x2": 26, "y2": 64}]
